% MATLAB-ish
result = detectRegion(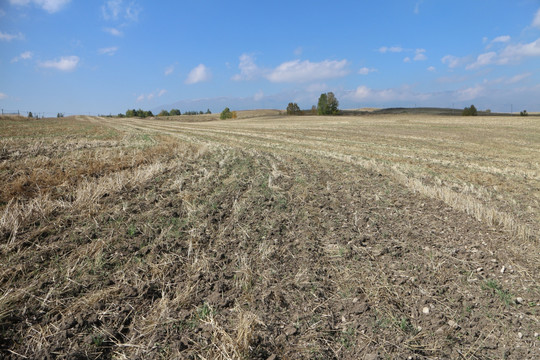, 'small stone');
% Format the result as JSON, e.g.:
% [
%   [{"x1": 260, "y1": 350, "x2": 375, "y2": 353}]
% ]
[
  {"x1": 267, "y1": 355, "x2": 277, "y2": 360},
  {"x1": 534, "y1": 332, "x2": 538, "y2": 337},
  {"x1": 448, "y1": 320, "x2": 459, "y2": 329},
  {"x1": 518, "y1": 332, "x2": 523, "y2": 339},
  {"x1": 341, "y1": 315, "x2": 346, "y2": 323},
  {"x1": 515, "y1": 297, "x2": 524, "y2": 304},
  {"x1": 352, "y1": 297, "x2": 359, "y2": 303},
  {"x1": 285, "y1": 325, "x2": 297, "y2": 336},
  {"x1": 476, "y1": 267, "x2": 483, "y2": 273},
  {"x1": 422, "y1": 306, "x2": 430, "y2": 315},
  {"x1": 501, "y1": 266, "x2": 506, "y2": 274},
  {"x1": 435, "y1": 326, "x2": 445, "y2": 335}
]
